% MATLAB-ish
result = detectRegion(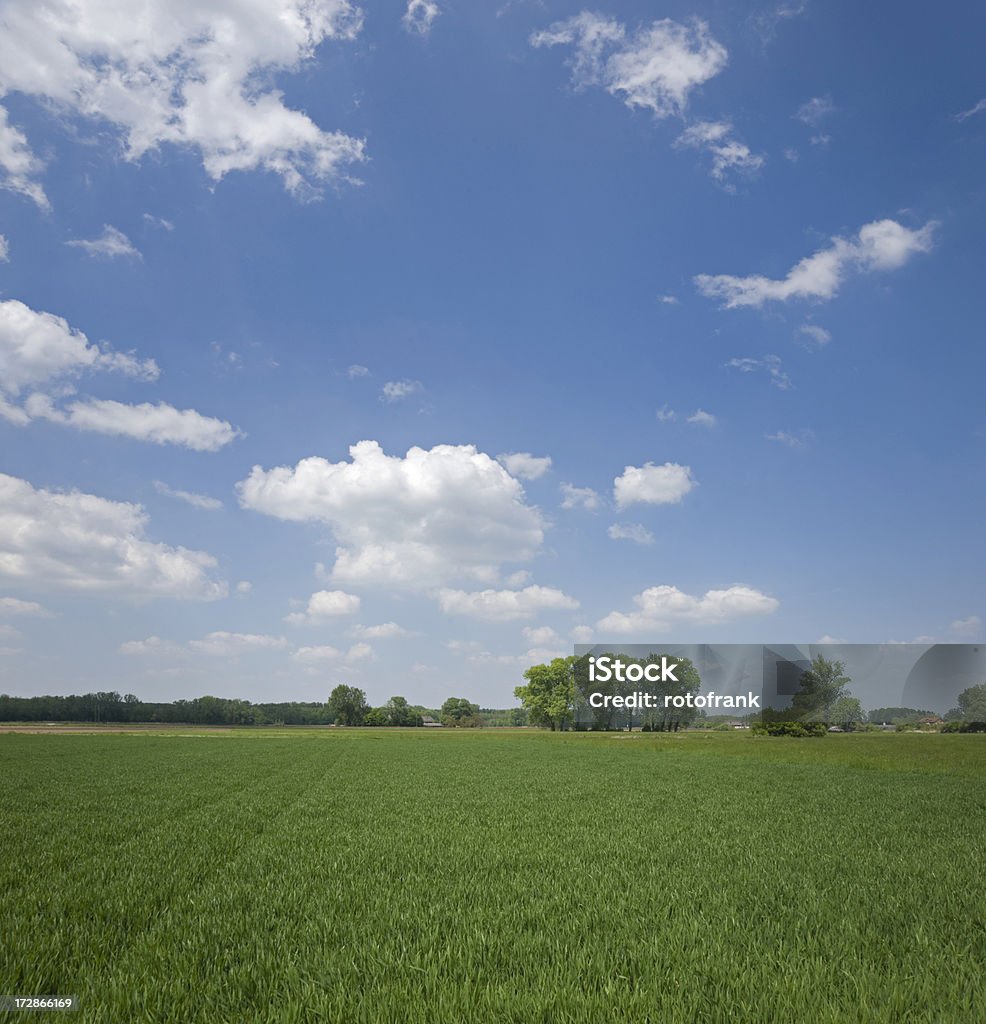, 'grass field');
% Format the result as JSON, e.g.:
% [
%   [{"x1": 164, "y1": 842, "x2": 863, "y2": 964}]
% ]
[{"x1": 1, "y1": 729, "x2": 984, "y2": 1023}]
